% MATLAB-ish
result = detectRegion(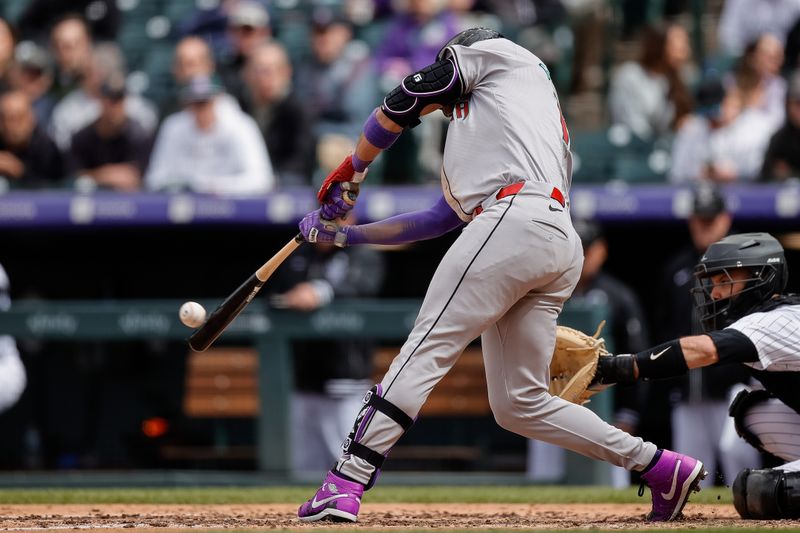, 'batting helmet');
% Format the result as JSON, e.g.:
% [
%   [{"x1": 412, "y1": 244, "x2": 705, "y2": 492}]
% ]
[
  {"x1": 436, "y1": 27, "x2": 503, "y2": 62},
  {"x1": 692, "y1": 232, "x2": 788, "y2": 331}
]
